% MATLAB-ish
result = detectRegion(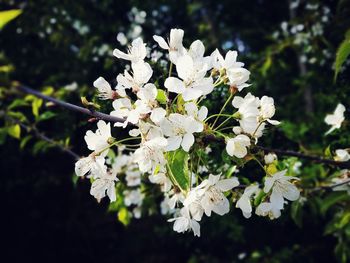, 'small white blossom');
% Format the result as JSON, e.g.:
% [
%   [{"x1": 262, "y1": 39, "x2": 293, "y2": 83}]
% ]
[
  {"x1": 93, "y1": 77, "x2": 115, "y2": 100},
  {"x1": 160, "y1": 113, "x2": 203, "y2": 152},
  {"x1": 168, "y1": 207, "x2": 201, "y2": 237},
  {"x1": 325, "y1": 103, "x2": 346, "y2": 135},
  {"x1": 75, "y1": 155, "x2": 105, "y2": 178},
  {"x1": 164, "y1": 54, "x2": 214, "y2": 101},
  {"x1": 264, "y1": 153, "x2": 277, "y2": 164},
  {"x1": 264, "y1": 170, "x2": 300, "y2": 209},
  {"x1": 255, "y1": 201, "x2": 282, "y2": 219},
  {"x1": 124, "y1": 189, "x2": 143, "y2": 206},
  {"x1": 211, "y1": 49, "x2": 250, "y2": 91},
  {"x1": 194, "y1": 174, "x2": 239, "y2": 216},
  {"x1": 226, "y1": 135, "x2": 251, "y2": 158},
  {"x1": 113, "y1": 37, "x2": 147, "y2": 63},
  {"x1": 236, "y1": 184, "x2": 260, "y2": 218},
  {"x1": 90, "y1": 168, "x2": 118, "y2": 202},
  {"x1": 334, "y1": 149, "x2": 350, "y2": 162},
  {"x1": 84, "y1": 120, "x2": 112, "y2": 154},
  {"x1": 133, "y1": 137, "x2": 168, "y2": 173},
  {"x1": 153, "y1": 28, "x2": 186, "y2": 64}
]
